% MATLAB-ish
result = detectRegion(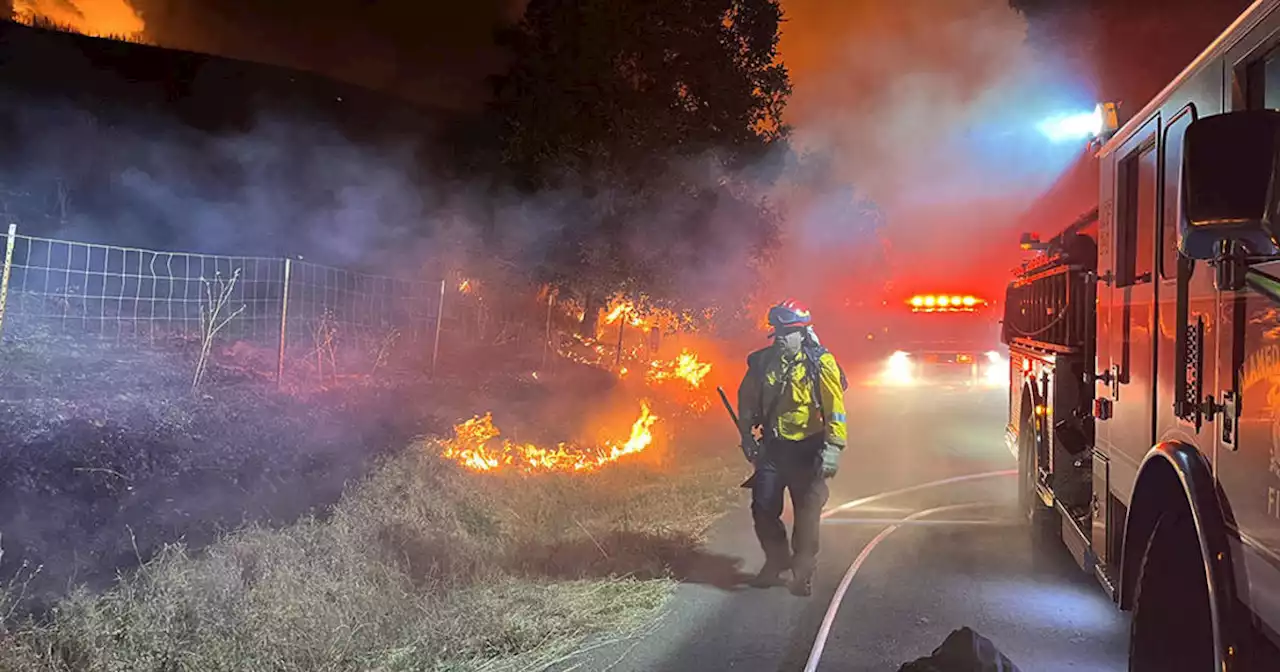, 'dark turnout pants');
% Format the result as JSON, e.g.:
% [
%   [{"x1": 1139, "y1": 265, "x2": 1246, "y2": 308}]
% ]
[{"x1": 750, "y1": 434, "x2": 829, "y2": 577}]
